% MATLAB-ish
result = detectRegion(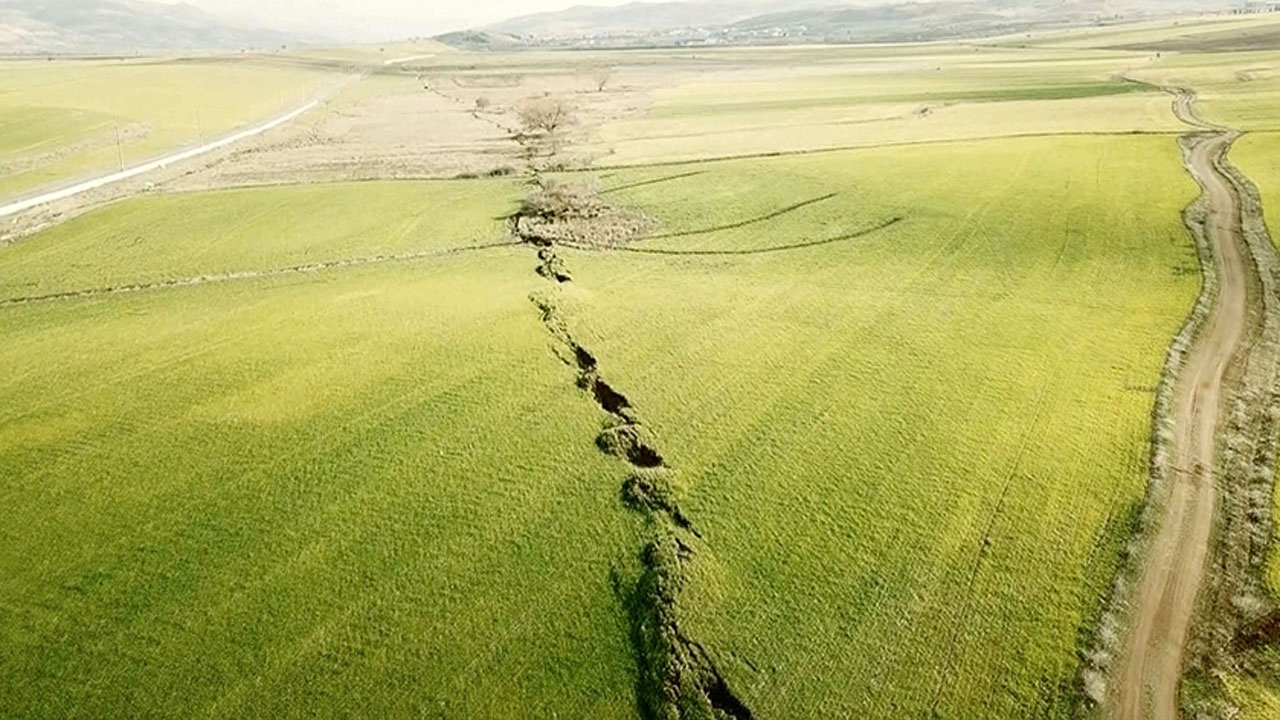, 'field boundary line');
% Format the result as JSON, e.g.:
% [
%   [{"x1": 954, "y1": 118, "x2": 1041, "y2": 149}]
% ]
[
  {"x1": 0, "y1": 241, "x2": 519, "y2": 308},
  {"x1": 581, "y1": 129, "x2": 1183, "y2": 173},
  {"x1": 643, "y1": 192, "x2": 839, "y2": 240}
]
